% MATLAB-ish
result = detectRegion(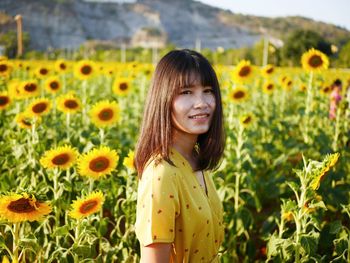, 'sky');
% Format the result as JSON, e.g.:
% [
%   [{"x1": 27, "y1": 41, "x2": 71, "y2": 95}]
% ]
[{"x1": 197, "y1": 0, "x2": 350, "y2": 30}]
